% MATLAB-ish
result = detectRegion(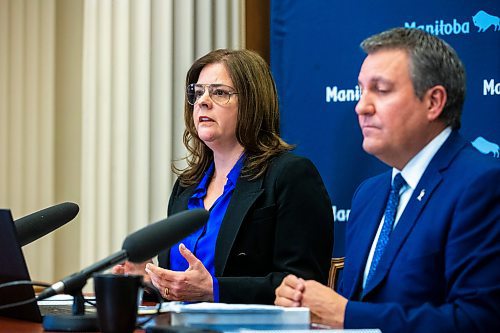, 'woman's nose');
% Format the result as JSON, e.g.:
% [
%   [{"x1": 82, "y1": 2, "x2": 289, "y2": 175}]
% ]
[{"x1": 196, "y1": 88, "x2": 212, "y2": 107}]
